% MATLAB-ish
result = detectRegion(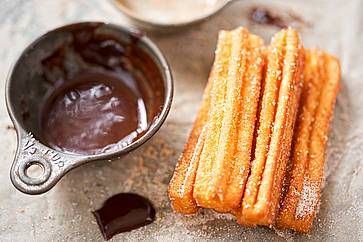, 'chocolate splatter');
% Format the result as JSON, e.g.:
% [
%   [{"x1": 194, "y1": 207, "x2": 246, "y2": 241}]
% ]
[
  {"x1": 93, "y1": 193, "x2": 155, "y2": 240},
  {"x1": 248, "y1": 6, "x2": 310, "y2": 29},
  {"x1": 6, "y1": 125, "x2": 15, "y2": 130}
]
